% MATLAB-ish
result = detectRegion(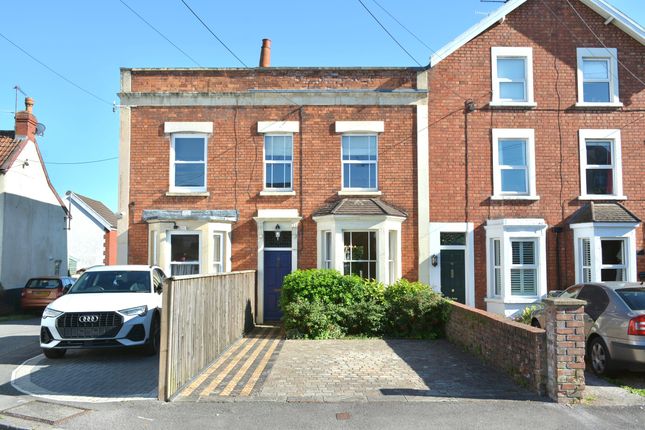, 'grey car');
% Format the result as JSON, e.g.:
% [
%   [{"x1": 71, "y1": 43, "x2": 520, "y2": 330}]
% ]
[{"x1": 531, "y1": 282, "x2": 645, "y2": 376}]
